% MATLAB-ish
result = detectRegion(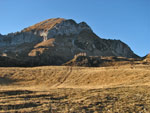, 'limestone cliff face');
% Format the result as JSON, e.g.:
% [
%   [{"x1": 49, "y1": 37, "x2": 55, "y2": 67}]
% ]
[
  {"x1": 0, "y1": 18, "x2": 138, "y2": 66},
  {"x1": 0, "y1": 32, "x2": 42, "y2": 47}
]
